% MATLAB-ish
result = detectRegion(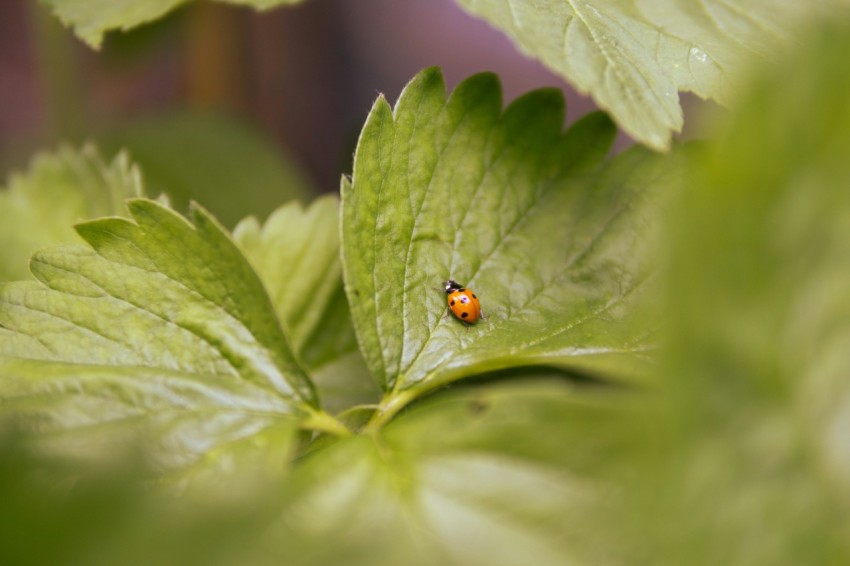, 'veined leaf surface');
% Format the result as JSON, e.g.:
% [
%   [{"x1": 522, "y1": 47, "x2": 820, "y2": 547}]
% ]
[
  {"x1": 0, "y1": 199, "x2": 321, "y2": 471},
  {"x1": 343, "y1": 68, "x2": 674, "y2": 396},
  {"x1": 456, "y1": 0, "x2": 841, "y2": 149}
]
